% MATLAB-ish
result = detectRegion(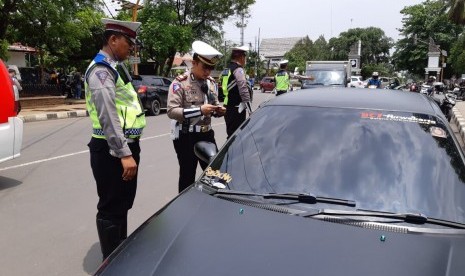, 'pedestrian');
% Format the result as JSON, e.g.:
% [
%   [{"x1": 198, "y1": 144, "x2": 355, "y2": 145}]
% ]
[
  {"x1": 222, "y1": 45, "x2": 252, "y2": 138},
  {"x1": 167, "y1": 40, "x2": 226, "y2": 193},
  {"x1": 275, "y1": 60, "x2": 291, "y2": 96},
  {"x1": 73, "y1": 70, "x2": 82, "y2": 99},
  {"x1": 8, "y1": 68, "x2": 22, "y2": 91},
  {"x1": 84, "y1": 18, "x2": 146, "y2": 260},
  {"x1": 8, "y1": 68, "x2": 22, "y2": 113}
]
